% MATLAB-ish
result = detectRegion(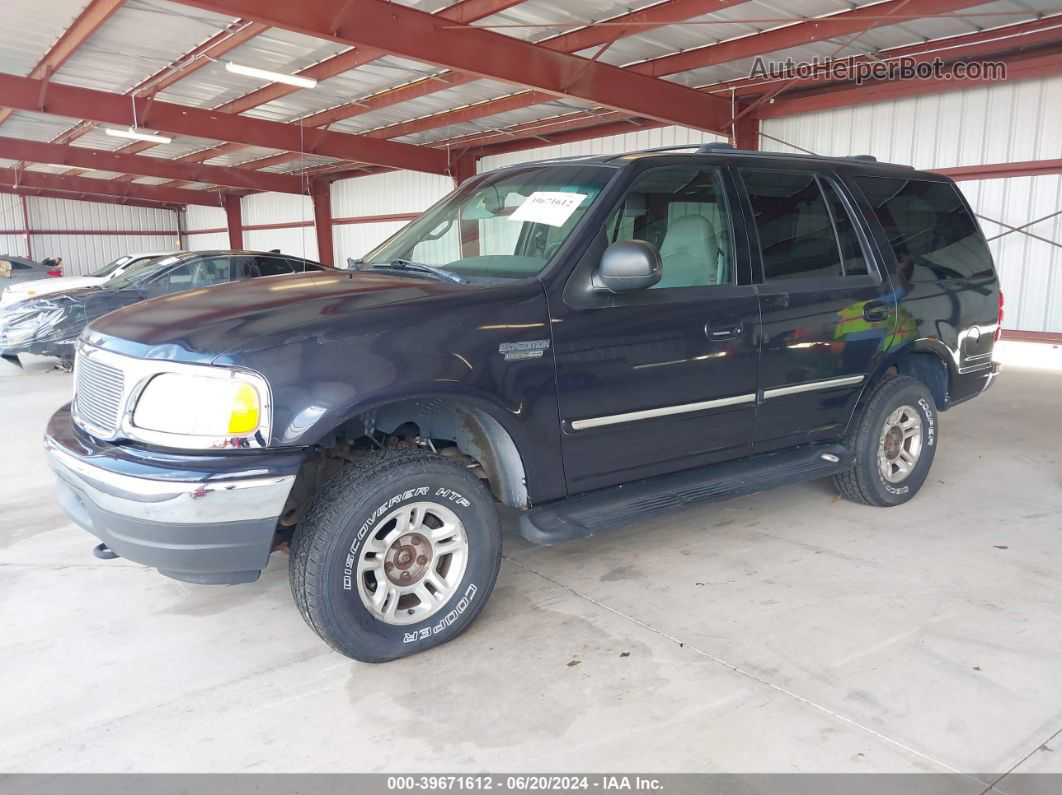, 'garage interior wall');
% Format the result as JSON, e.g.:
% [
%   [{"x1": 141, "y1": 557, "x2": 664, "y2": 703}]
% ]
[
  {"x1": 182, "y1": 205, "x2": 228, "y2": 251},
  {"x1": 330, "y1": 171, "x2": 456, "y2": 266},
  {"x1": 242, "y1": 193, "x2": 319, "y2": 262},
  {"x1": 763, "y1": 75, "x2": 1062, "y2": 335},
  {"x1": 2, "y1": 194, "x2": 180, "y2": 276}
]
